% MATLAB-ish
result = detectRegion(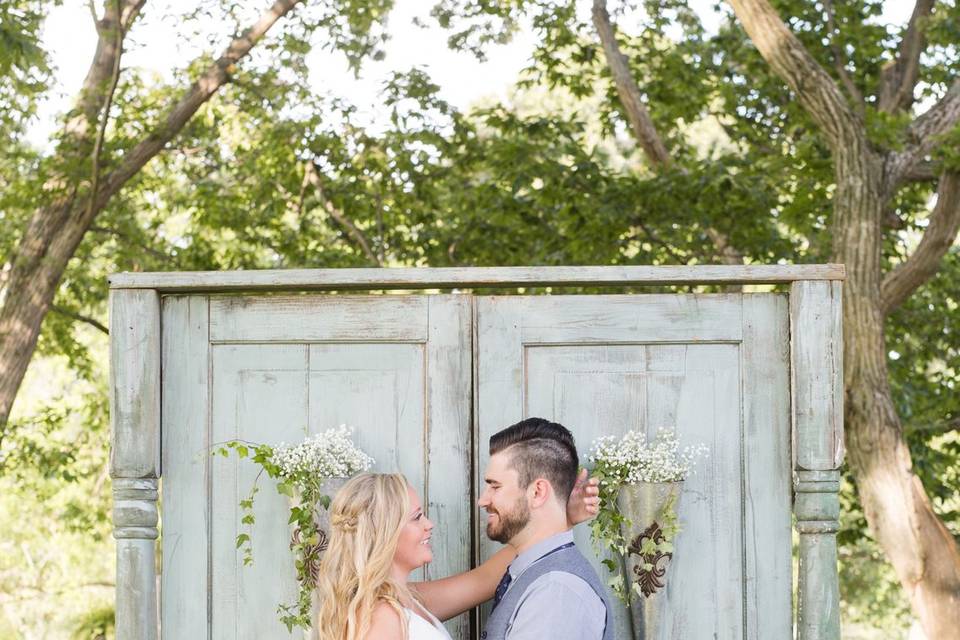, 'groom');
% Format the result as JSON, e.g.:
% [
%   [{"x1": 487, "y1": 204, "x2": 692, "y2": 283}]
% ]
[{"x1": 479, "y1": 418, "x2": 612, "y2": 640}]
